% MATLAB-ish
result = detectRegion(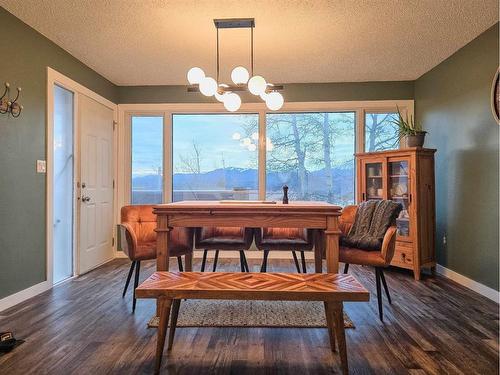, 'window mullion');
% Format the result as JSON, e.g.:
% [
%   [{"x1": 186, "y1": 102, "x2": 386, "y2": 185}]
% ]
[
  {"x1": 258, "y1": 110, "x2": 267, "y2": 200},
  {"x1": 164, "y1": 111, "x2": 173, "y2": 203}
]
